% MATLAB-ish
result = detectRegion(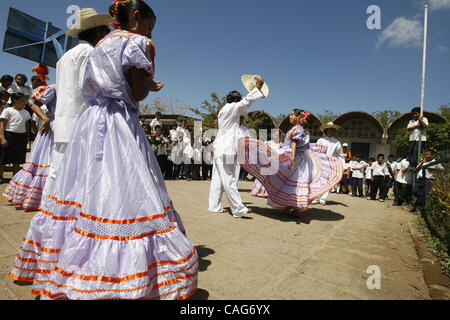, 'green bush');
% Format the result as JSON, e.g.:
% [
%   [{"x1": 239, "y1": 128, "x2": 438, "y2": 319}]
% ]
[
  {"x1": 424, "y1": 171, "x2": 450, "y2": 252},
  {"x1": 394, "y1": 123, "x2": 450, "y2": 158}
]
